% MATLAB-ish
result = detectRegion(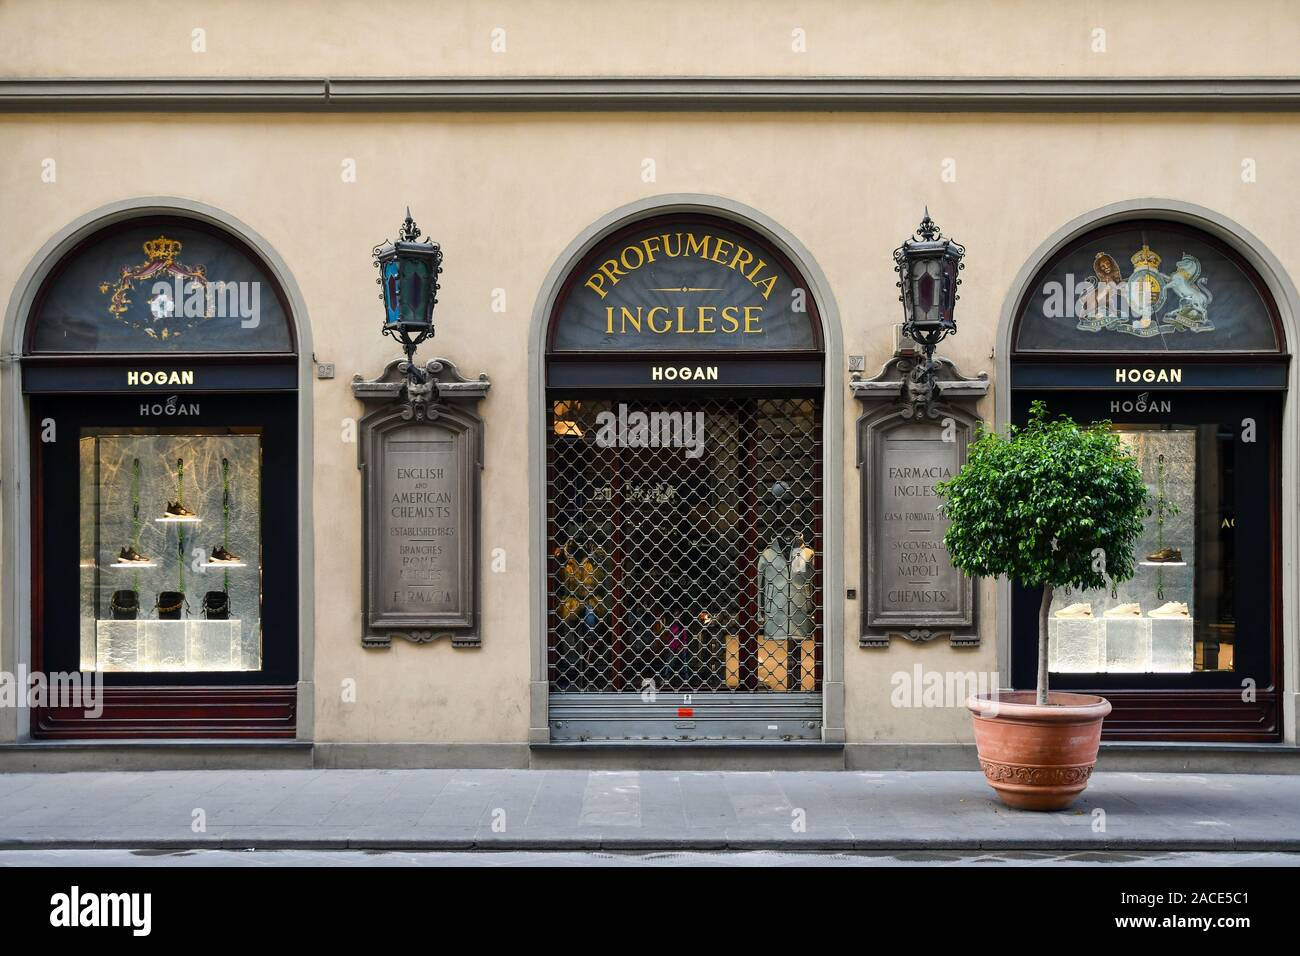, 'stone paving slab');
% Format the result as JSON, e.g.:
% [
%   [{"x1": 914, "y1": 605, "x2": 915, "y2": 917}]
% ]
[{"x1": 0, "y1": 769, "x2": 1297, "y2": 851}]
